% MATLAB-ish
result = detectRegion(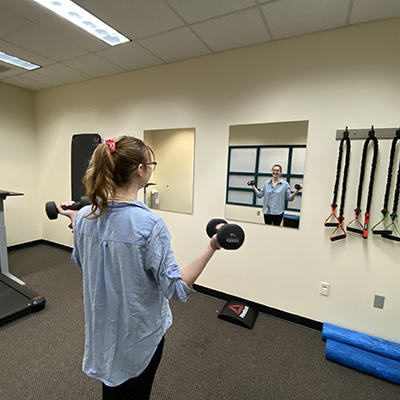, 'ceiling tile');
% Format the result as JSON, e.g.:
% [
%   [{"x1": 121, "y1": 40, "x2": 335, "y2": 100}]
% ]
[
  {"x1": 34, "y1": 13, "x2": 109, "y2": 52},
  {"x1": 0, "y1": 64, "x2": 11, "y2": 73},
  {"x1": 97, "y1": 42, "x2": 164, "y2": 70},
  {"x1": 4, "y1": 24, "x2": 89, "y2": 62},
  {"x1": 138, "y1": 28, "x2": 211, "y2": 63},
  {"x1": 19, "y1": 70, "x2": 65, "y2": 86},
  {"x1": 0, "y1": 39, "x2": 54, "y2": 67},
  {"x1": 63, "y1": 54, "x2": 125, "y2": 78},
  {"x1": 75, "y1": 0, "x2": 185, "y2": 39},
  {"x1": 167, "y1": 0, "x2": 256, "y2": 23},
  {"x1": 351, "y1": 0, "x2": 400, "y2": 24},
  {"x1": 0, "y1": 6, "x2": 30, "y2": 36},
  {"x1": 2, "y1": 75, "x2": 51, "y2": 91},
  {"x1": 35, "y1": 63, "x2": 92, "y2": 84},
  {"x1": 0, "y1": 0, "x2": 50, "y2": 21},
  {"x1": 263, "y1": 0, "x2": 349, "y2": 40},
  {"x1": 0, "y1": 61, "x2": 24, "y2": 78},
  {"x1": 192, "y1": 8, "x2": 270, "y2": 52}
]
